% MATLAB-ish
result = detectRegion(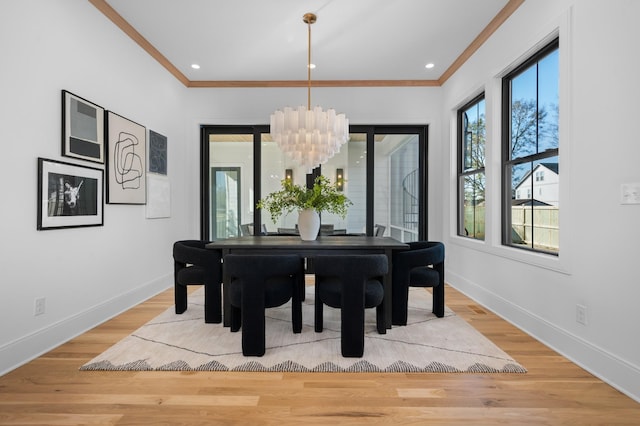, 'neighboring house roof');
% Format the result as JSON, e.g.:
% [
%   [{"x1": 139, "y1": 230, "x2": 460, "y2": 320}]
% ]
[
  {"x1": 515, "y1": 162, "x2": 559, "y2": 189},
  {"x1": 511, "y1": 198, "x2": 553, "y2": 206}
]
